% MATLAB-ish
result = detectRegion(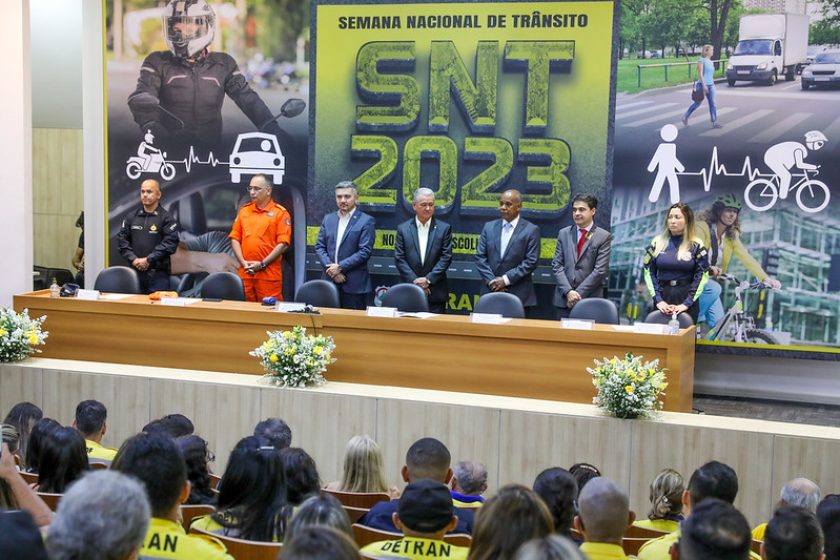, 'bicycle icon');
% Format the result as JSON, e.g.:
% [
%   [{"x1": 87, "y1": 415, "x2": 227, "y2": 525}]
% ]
[{"x1": 744, "y1": 168, "x2": 830, "y2": 213}]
